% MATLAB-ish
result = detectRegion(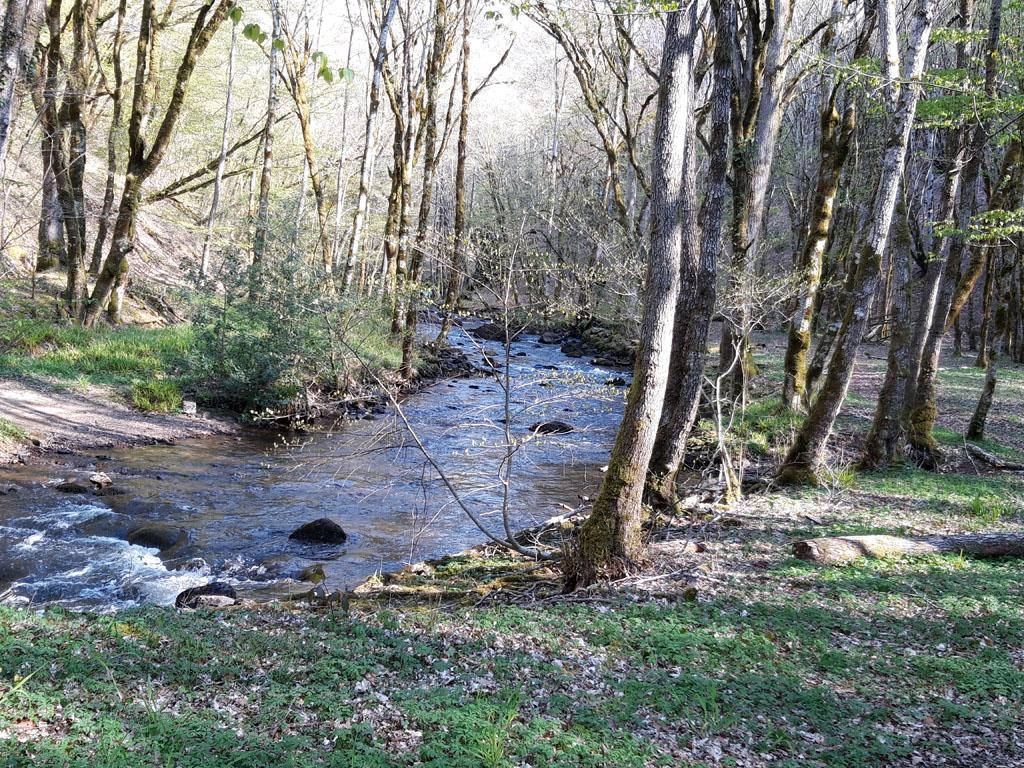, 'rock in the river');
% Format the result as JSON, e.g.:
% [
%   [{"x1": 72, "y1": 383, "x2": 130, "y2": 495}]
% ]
[
  {"x1": 530, "y1": 420, "x2": 575, "y2": 435},
  {"x1": 468, "y1": 322, "x2": 520, "y2": 342},
  {"x1": 175, "y1": 582, "x2": 237, "y2": 609},
  {"x1": 560, "y1": 339, "x2": 587, "y2": 358},
  {"x1": 539, "y1": 330, "x2": 565, "y2": 344},
  {"x1": 94, "y1": 486, "x2": 127, "y2": 497},
  {"x1": 298, "y1": 563, "x2": 326, "y2": 583},
  {"x1": 0, "y1": 482, "x2": 20, "y2": 495},
  {"x1": 605, "y1": 376, "x2": 628, "y2": 387},
  {"x1": 289, "y1": 518, "x2": 348, "y2": 544},
  {"x1": 80, "y1": 512, "x2": 132, "y2": 540},
  {"x1": 55, "y1": 471, "x2": 112, "y2": 493},
  {"x1": 55, "y1": 478, "x2": 93, "y2": 494},
  {"x1": 89, "y1": 472, "x2": 113, "y2": 488},
  {"x1": 591, "y1": 355, "x2": 633, "y2": 368},
  {"x1": 126, "y1": 524, "x2": 190, "y2": 553}
]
